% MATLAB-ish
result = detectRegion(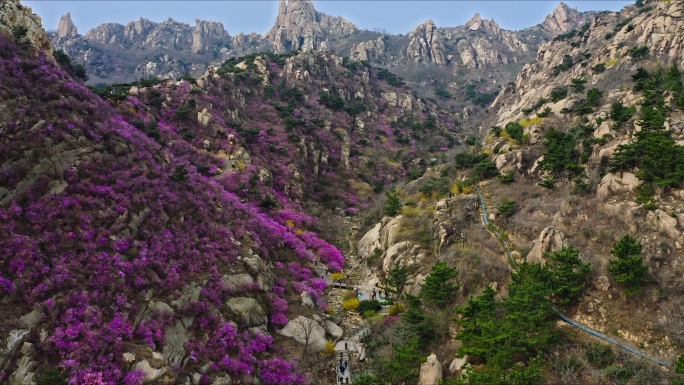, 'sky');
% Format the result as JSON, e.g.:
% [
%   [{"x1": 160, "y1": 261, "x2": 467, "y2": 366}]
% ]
[{"x1": 24, "y1": 1, "x2": 634, "y2": 36}]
